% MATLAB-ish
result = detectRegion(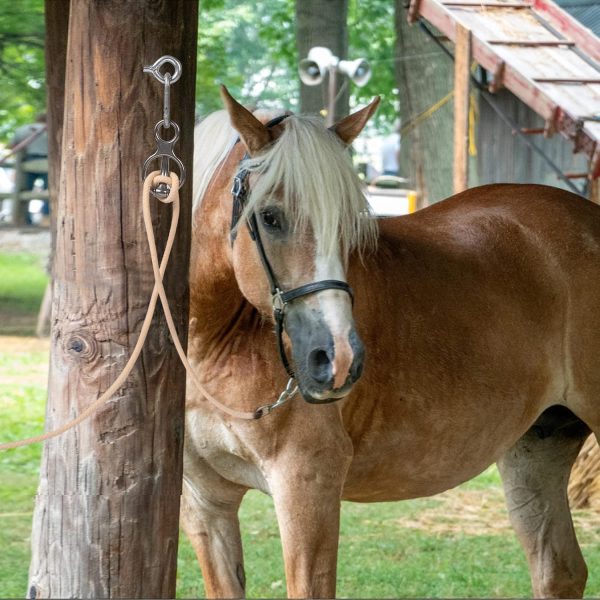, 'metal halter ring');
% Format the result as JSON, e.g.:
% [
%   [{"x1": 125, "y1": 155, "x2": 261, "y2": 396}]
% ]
[
  {"x1": 142, "y1": 55, "x2": 182, "y2": 85},
  {"x1": 142, "y1": 120, "x2": 186, "y2": 190}
]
